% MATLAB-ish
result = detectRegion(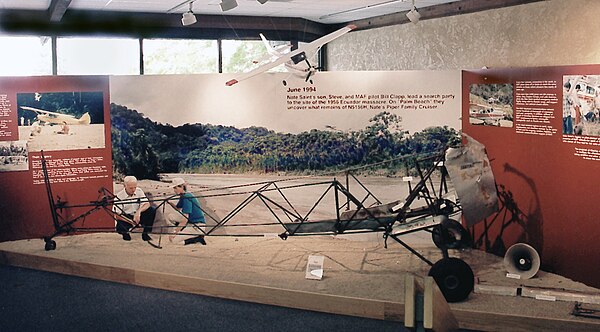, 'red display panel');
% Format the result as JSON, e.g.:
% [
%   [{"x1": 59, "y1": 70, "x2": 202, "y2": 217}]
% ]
[
  {"x1": 463, "y1": 65, "x2": 600, "y2": 288},
  {"x1": 0, "y1": 76, "x2": 113, "y2": 241}
]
